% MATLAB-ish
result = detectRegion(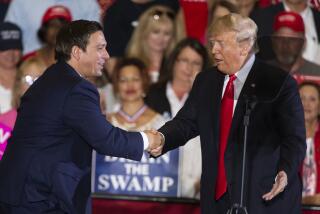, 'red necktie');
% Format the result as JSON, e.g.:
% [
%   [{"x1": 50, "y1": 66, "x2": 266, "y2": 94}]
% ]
[{"x1": 215, "y1": 74, "x2": 236, "y2": 200}]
